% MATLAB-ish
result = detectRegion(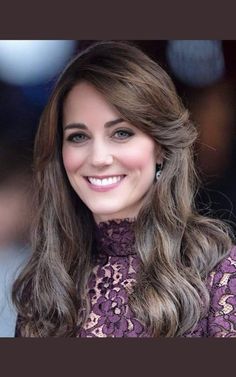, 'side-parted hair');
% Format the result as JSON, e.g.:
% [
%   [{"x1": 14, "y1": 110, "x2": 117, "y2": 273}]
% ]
[{"x1": 13, "y1": 41, "x2": 233, "y2": 336}]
